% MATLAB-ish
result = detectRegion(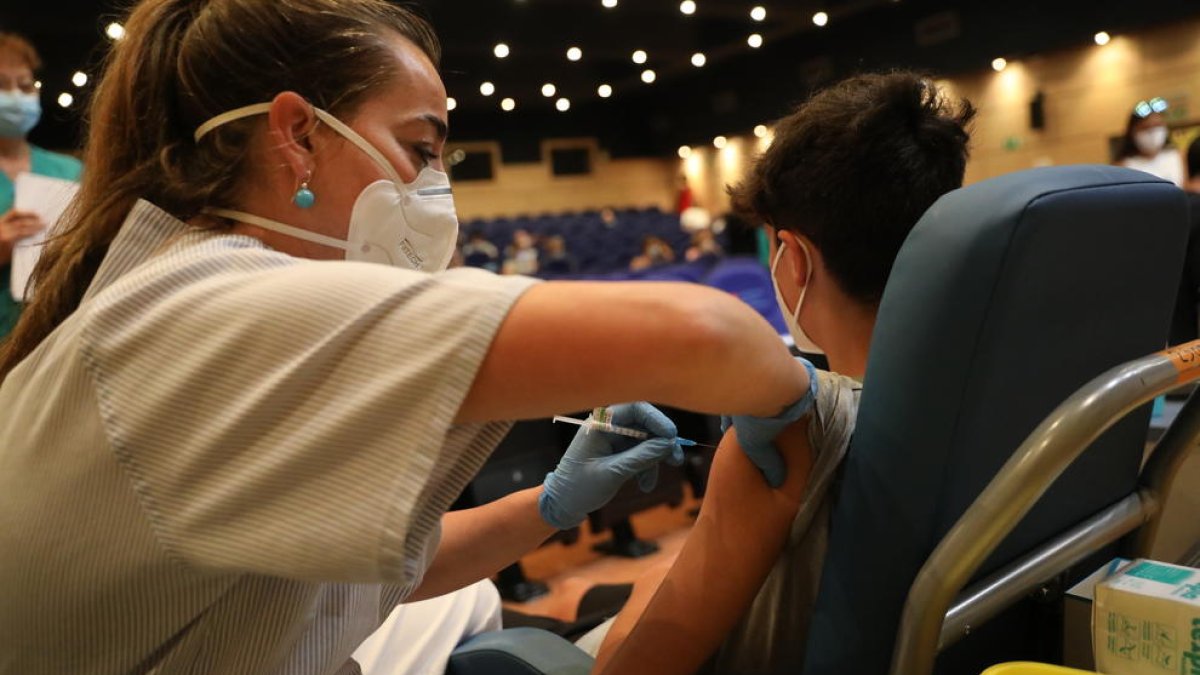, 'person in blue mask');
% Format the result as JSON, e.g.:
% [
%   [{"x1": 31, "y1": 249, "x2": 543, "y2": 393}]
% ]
[{"x1": 0, "y1": 32, "x2": 82, "y2": 338}]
